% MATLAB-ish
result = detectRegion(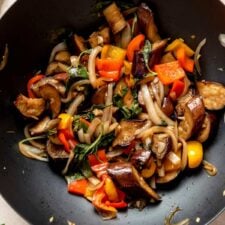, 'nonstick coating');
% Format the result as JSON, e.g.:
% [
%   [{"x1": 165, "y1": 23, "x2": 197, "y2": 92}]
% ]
[{"x1": 0, "y1": 0, "x2": 225, "y2": 224}]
